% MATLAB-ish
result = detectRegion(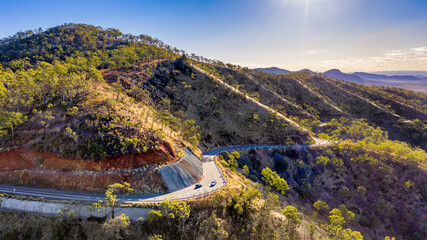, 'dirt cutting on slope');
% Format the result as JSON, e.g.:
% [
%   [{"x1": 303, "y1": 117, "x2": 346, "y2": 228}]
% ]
[{"x1": 0, "y1": 142, "x2": 177, "y2": 193}]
